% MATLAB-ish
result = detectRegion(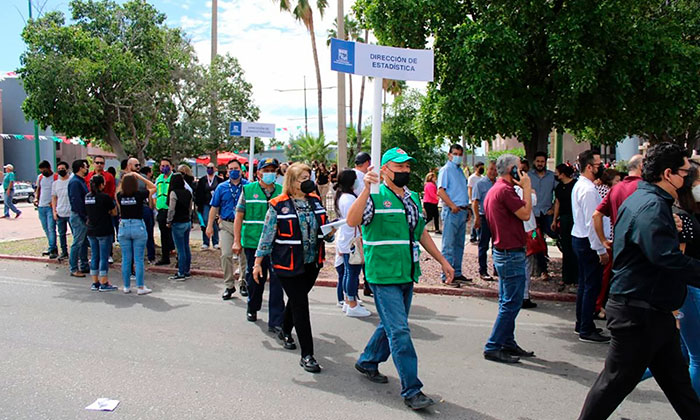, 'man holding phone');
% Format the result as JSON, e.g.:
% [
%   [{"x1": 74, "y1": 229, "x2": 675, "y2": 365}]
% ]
[{"x1": 482, "y1": 154, "x2": 535, "y2": 364}]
